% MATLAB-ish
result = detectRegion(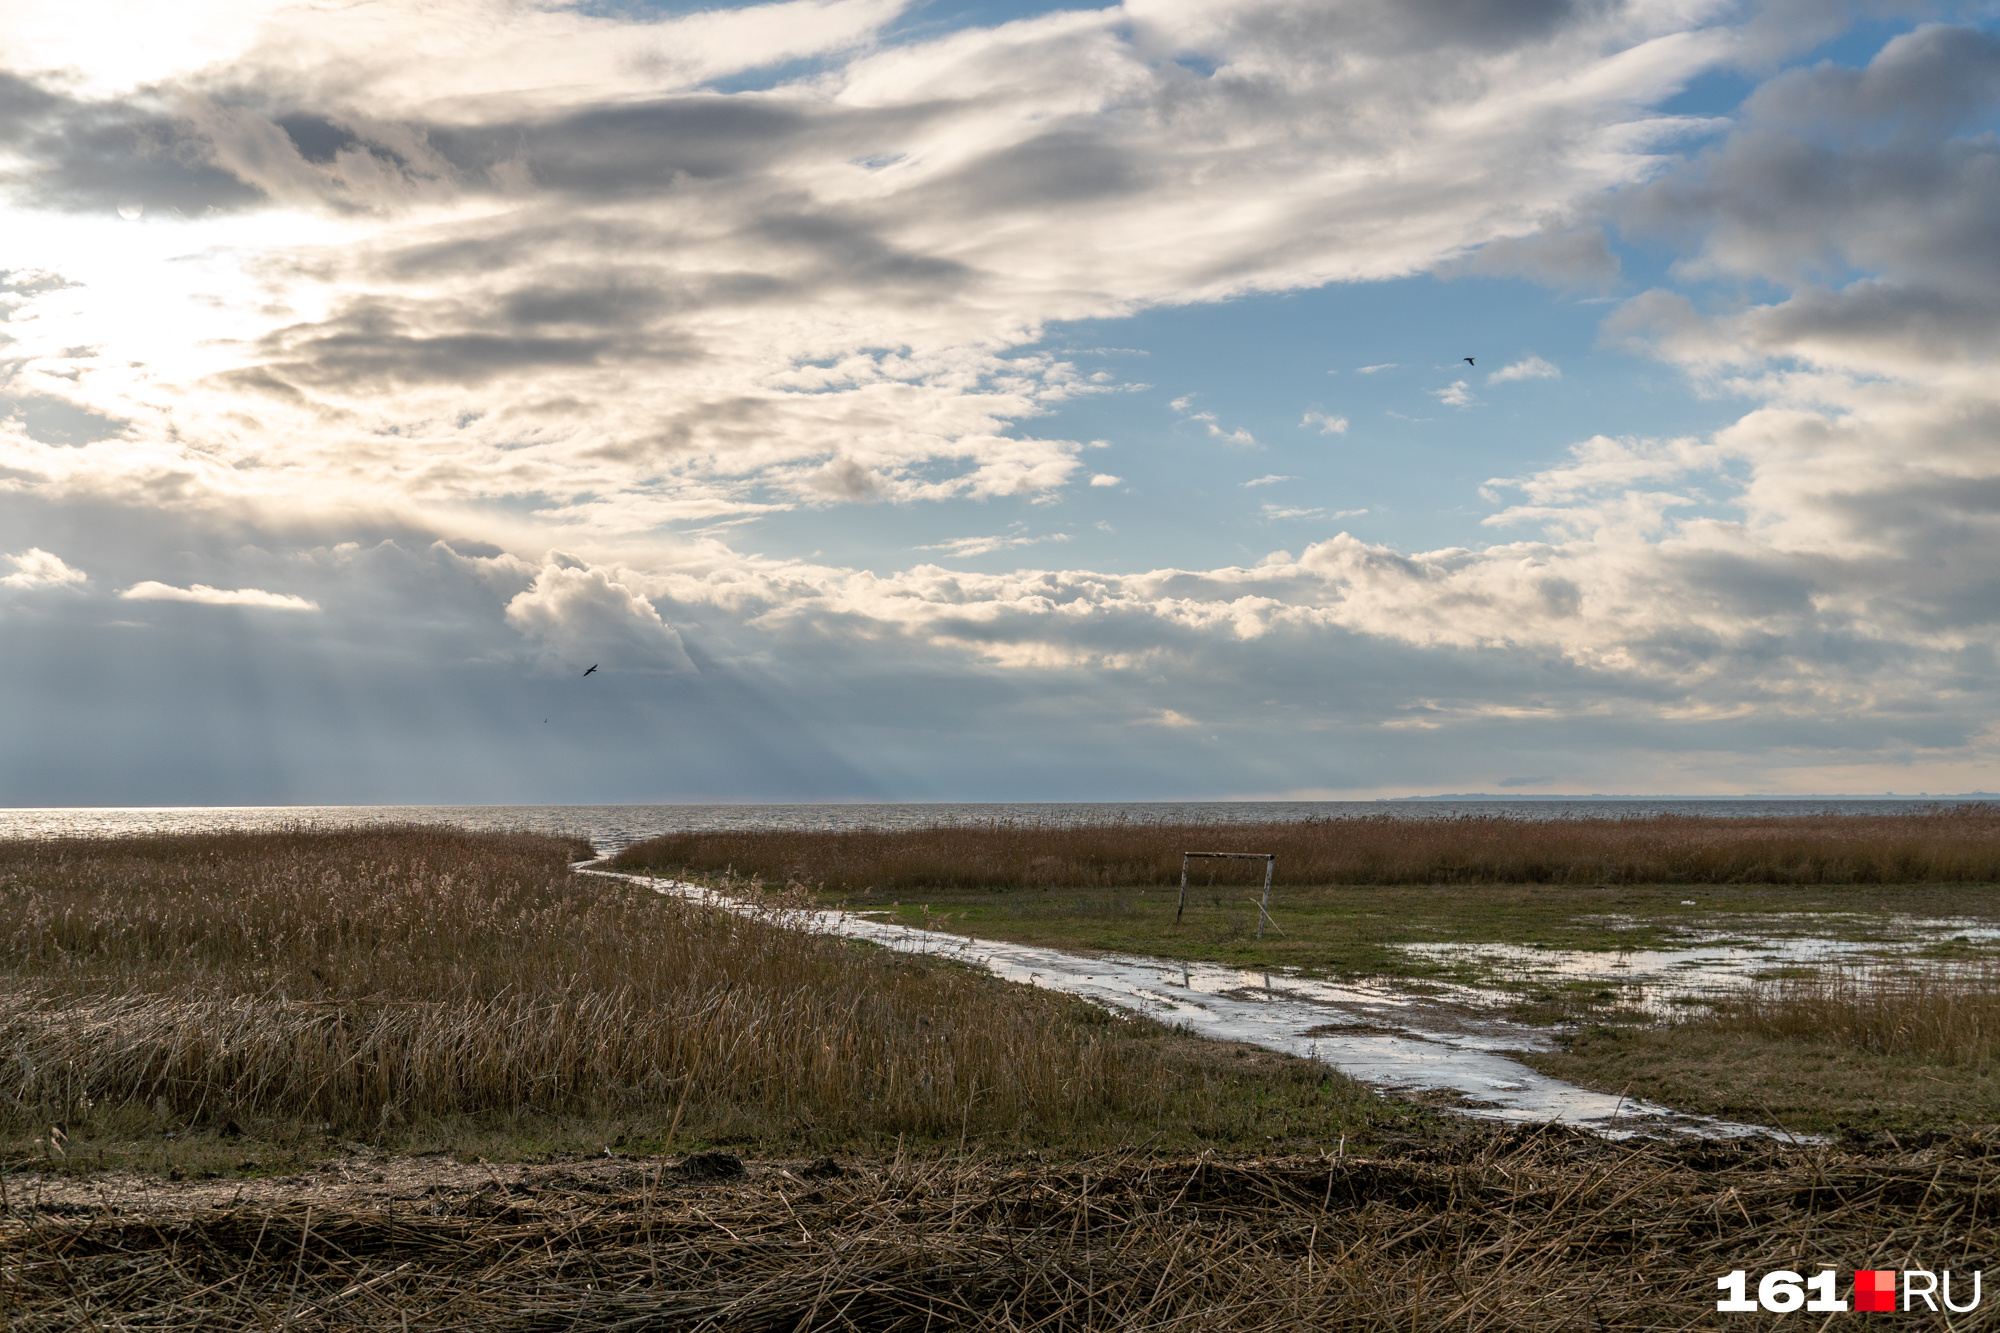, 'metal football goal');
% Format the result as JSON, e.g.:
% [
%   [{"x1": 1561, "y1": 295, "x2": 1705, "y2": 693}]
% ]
[{"x1": 1175, "y1": 850, "x2": 1281, "y2": 938}]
